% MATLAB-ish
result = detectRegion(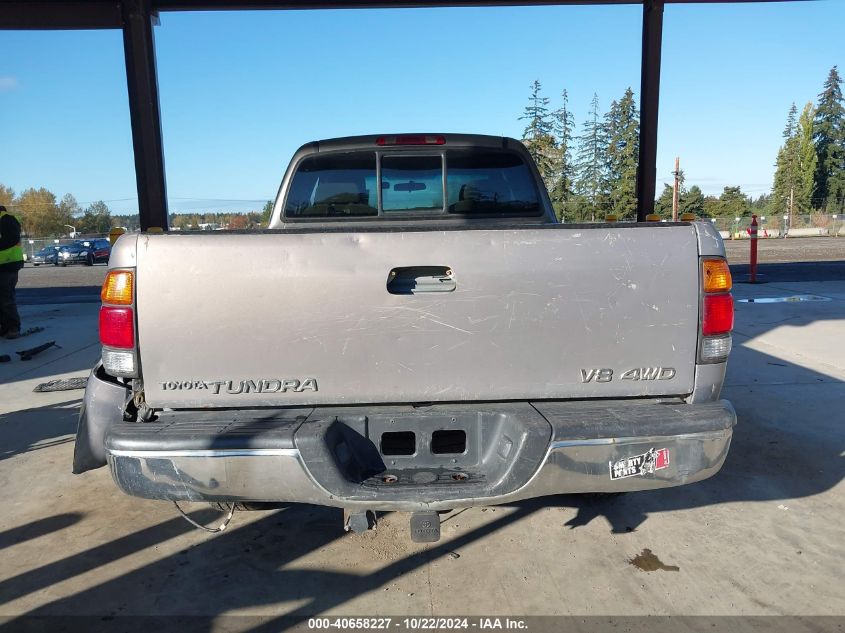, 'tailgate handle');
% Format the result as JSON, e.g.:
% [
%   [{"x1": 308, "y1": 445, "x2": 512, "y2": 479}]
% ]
[{"x1": 387, "y1": 266, "x2": 455, "y2": 295}]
